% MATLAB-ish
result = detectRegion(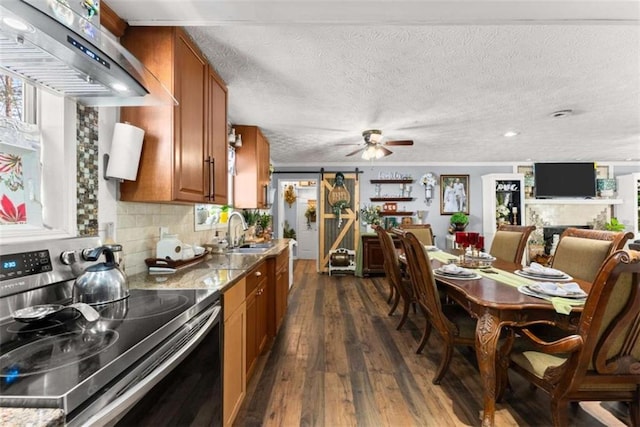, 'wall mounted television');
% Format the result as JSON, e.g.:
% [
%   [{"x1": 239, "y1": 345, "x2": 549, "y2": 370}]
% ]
[{"x1": 534, "y1": 162, "x2": 597, "y2": 198}]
